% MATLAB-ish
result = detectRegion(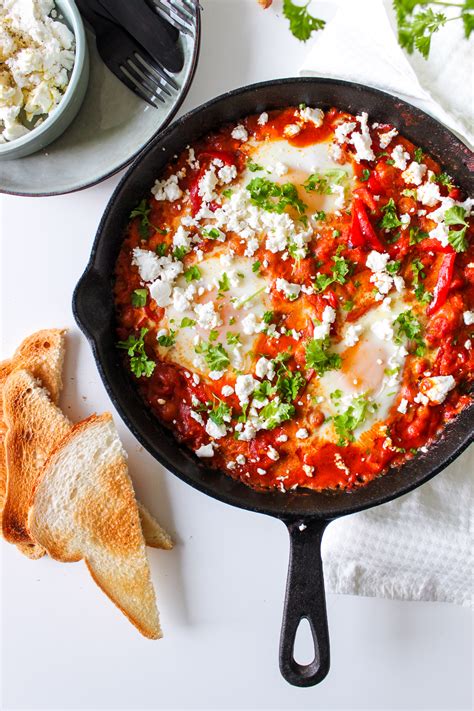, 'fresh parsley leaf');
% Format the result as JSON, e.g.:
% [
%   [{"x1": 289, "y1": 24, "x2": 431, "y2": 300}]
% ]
[
  {"x1": 252, "y1": 260, "x2": 261, "y2": 273},
  {"x1": 218, "y1": 272, "x2": 231, "y2": 292},
  {"x1": 247, "y1": 160, "x2": 264, "y2": 172},
  {"x1": 315, "y1": 254, "x2": 351, "y2": 292},
  {"x1": 304, "y1": 169, "x2": 346, "y2": 195},
  {"x1": 433, "y1": 172, "x2": 454, "y2": 189},
  {"x1": 184, "y1": 265, "x2": 202, "y2": 282},
  {"x1": 209, "y1": 329, "x2": 219, "y2": 342},
  {"x1": 222, "y1": 188, "x2": 233, "y2": 199},
  {"x1": 259, "y1": 399, "x2": 295, "y2": 429},
  {"x1": 409, "y1": 226, "x2": 428, "y2": 245},
  {"x1": 195, "y1": 341, "x2": 230, "y2": 370},
  {"x1": 414, "y1": 147, "x2": 424, "y2": 163},
  {"x1": 155, "y1": 242, "x2": 168, "y2": 256},
  {"x1": 117, "y1": 327, "x2": 155, "y2": 378},
  {"x1": 130, "y1": 199, "x2": 166, "y2": 239},
  {"x1": 333, "y1": 394, "x2": 377, "y2": 446},
  {"x1": 276, "y1": 368, "x2": 306, "y2": 402},
  {"x1": 342, "y1": 299, "x2": 354, "y2": 312},
  {"x1": 209, "y1": 399, "x2": 232, "y2": 426},
  {"x1": 173, "y1": 246, "x2": 189, "y2": 260},
  {"x1": 283, "y1": 0, "x2": 326, "y2": 42},
  {"x1": 445, "y1": 205, "x2": 469, "y2": 252},
  {"x1": 393, "y1": 310, "x2": 426, "y2": 355},
  {"x1": 131, "y1": 288, "x2": 147, "y2": 307},
  {"x1": 314, "y1": 210, "x2": 326, "y2": 221},
  {"x1": 253, "y1": 379, "x2": 276, "y2": 401},
  {"x1": 360, "y1": 169, "x2": 371, "y2": 182},
  {"x1": 157, "y1": 330, "x2": 176, "y2": 347},
  {"x1": 305, "y1": 338, "x2": 342, "y2": 375},
  {"x1": 226, "y1": 332, "x2": 240, "y2": 345},
  {"x1": 380, "y1": 198, "x2": 402, "y2": 230},
  {"x1": 180, "y1": 317, "x2": 196, "y2": 328},
  {"x1": 444, "y1": 205, "x2": 468, "y2": 226},
  {"x1": 246, "y1": 177, "x2": 307, "y2": 215},
  {"x1": 202, "y1": 227, "x2": 223, "y2": 240},
  {"x1": 386, "y1": 260, "x2": 401, "y2": 275},
  {"x1": 263, "y1": 310, "x2": 274, "y2": 324},
  {"x1": 411, "y1": 258, "x2": 433, "y2": 303}
]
